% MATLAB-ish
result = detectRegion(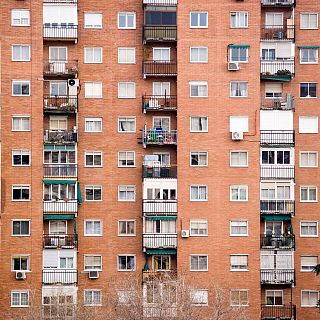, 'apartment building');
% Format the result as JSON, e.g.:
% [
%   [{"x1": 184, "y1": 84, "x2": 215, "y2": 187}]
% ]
[{"x1": 1, "y1": 0, "x2": 320, "y2": 319}]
